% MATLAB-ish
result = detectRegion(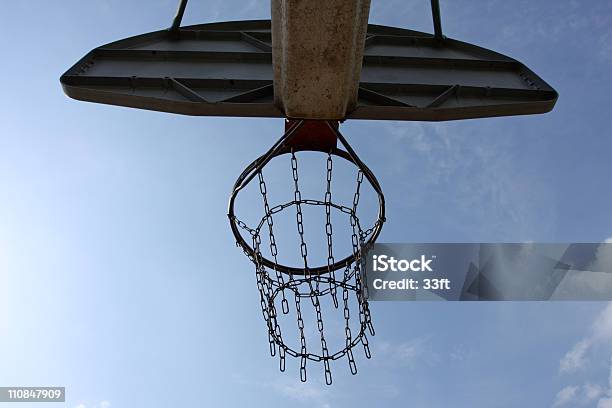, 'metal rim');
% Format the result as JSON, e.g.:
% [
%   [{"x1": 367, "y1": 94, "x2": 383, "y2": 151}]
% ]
[{"x1": 228, "y1": 121, "x2": 385, "y2": 276}]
